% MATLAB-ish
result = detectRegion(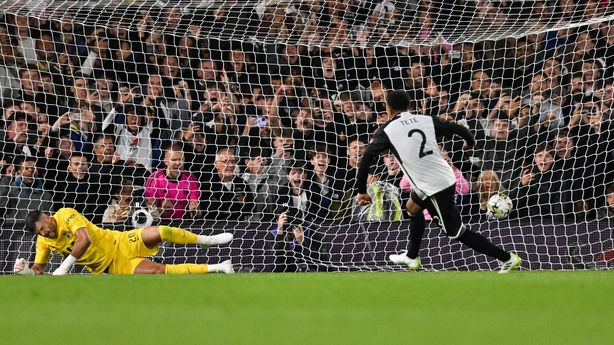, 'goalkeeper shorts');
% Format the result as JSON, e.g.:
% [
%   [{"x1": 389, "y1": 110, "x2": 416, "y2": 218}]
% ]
[{"x1": 106, "y1": 228, "x2": 159, "y2": 274}]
